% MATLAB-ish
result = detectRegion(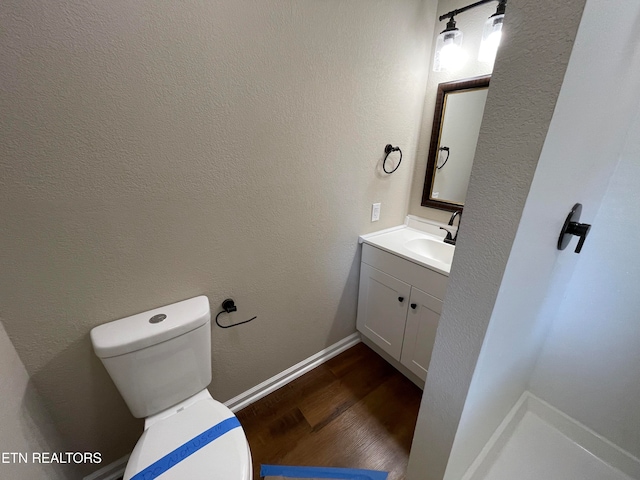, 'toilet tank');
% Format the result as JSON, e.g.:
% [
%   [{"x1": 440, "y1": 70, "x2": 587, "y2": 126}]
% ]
[{"x1": 90, "y1": 296, "x2": 212, "y2": 418}]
